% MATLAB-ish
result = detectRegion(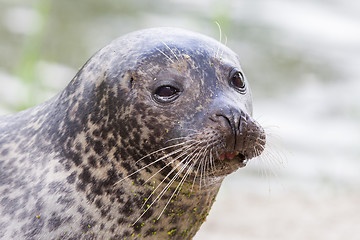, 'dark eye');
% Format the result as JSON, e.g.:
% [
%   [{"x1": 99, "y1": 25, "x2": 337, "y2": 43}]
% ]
[
  {"x1": 154, "y1": 85, "x2": 180, "y2": 103},
  {"x1": 230, "y1": 71, "x2": 246, "y2": 93}
]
